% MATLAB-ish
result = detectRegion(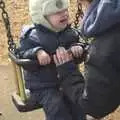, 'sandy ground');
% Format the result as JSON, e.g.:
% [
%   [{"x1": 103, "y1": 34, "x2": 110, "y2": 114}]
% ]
[{"x1": 0, "y1": 64, "x2": 45, "y2": 120}]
